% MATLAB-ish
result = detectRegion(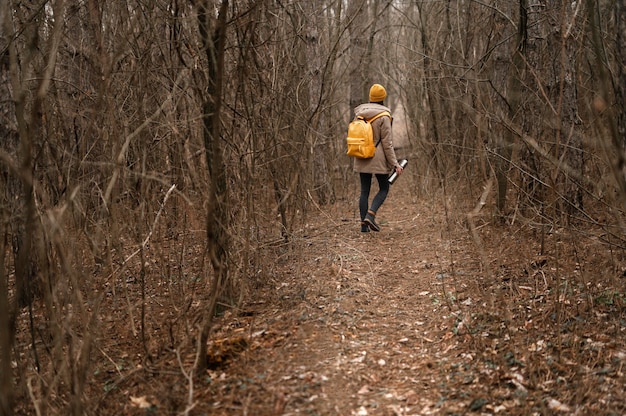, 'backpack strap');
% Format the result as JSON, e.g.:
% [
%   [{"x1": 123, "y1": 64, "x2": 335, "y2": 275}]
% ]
[
  {"x1": 366, "y1": 111, "x2": 391, "y2": 123},
  {"x1": 366, "y1": 111, "x2": 392, "y2": 147}
]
